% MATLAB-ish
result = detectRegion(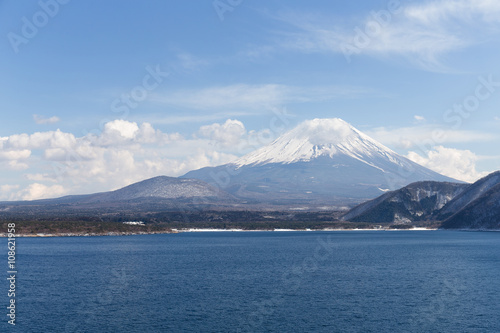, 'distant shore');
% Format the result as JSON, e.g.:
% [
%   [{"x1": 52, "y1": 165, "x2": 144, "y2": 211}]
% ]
[
  {"x1": 5, "y1": 228, "x2": 499, "y2": 237},
  {"x1": 1, "y1": 227, "x2": 443, "y2": 237},
  {"x1": 0, "y1": 230, "x2": 176, "y2": 237},
  {"x1": 177, "y1": 227, "x2": 438, "y2": 232},
  {"x1": 5, "y1": 220, "x2": 495, "y2": 238}
]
